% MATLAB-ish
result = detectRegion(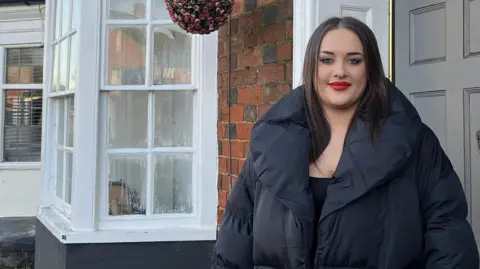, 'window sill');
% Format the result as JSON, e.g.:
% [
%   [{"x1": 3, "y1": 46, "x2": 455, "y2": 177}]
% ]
[
  {"x1": 0, "y1": 162, "x2": 41, "y2": 170},
  {"x1": 37, "y1": 206, "x2": 217, "y2": 244}
]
